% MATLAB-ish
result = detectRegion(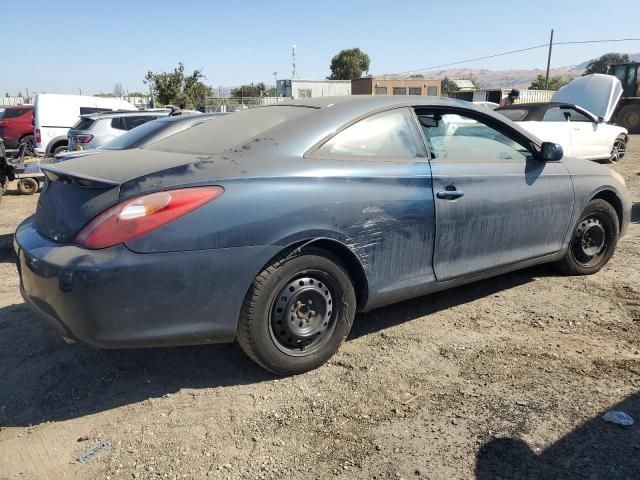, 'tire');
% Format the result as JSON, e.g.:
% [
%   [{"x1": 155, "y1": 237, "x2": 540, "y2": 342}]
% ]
[
  {"x1": 237, "y1": 248, "x2": 356, "y2": 375},
  {"x1": 17, "y1": 178, "x2": 39, "y2": 195},
  {"x1": 616, "y1": 105, "x2": 640, "y2": 133},
  {"x1": 606, "y1": 135, "x2": 627, "y2": 164},
  {"x1": 19, "y1": 134, "x2": 35, "y2": 156},
  {"x1": 51, "y1": 144, "x2": 68, "y2": 157},
  {"x1": 556, "y1": 199, "x2": 619, "y2": 275}
]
